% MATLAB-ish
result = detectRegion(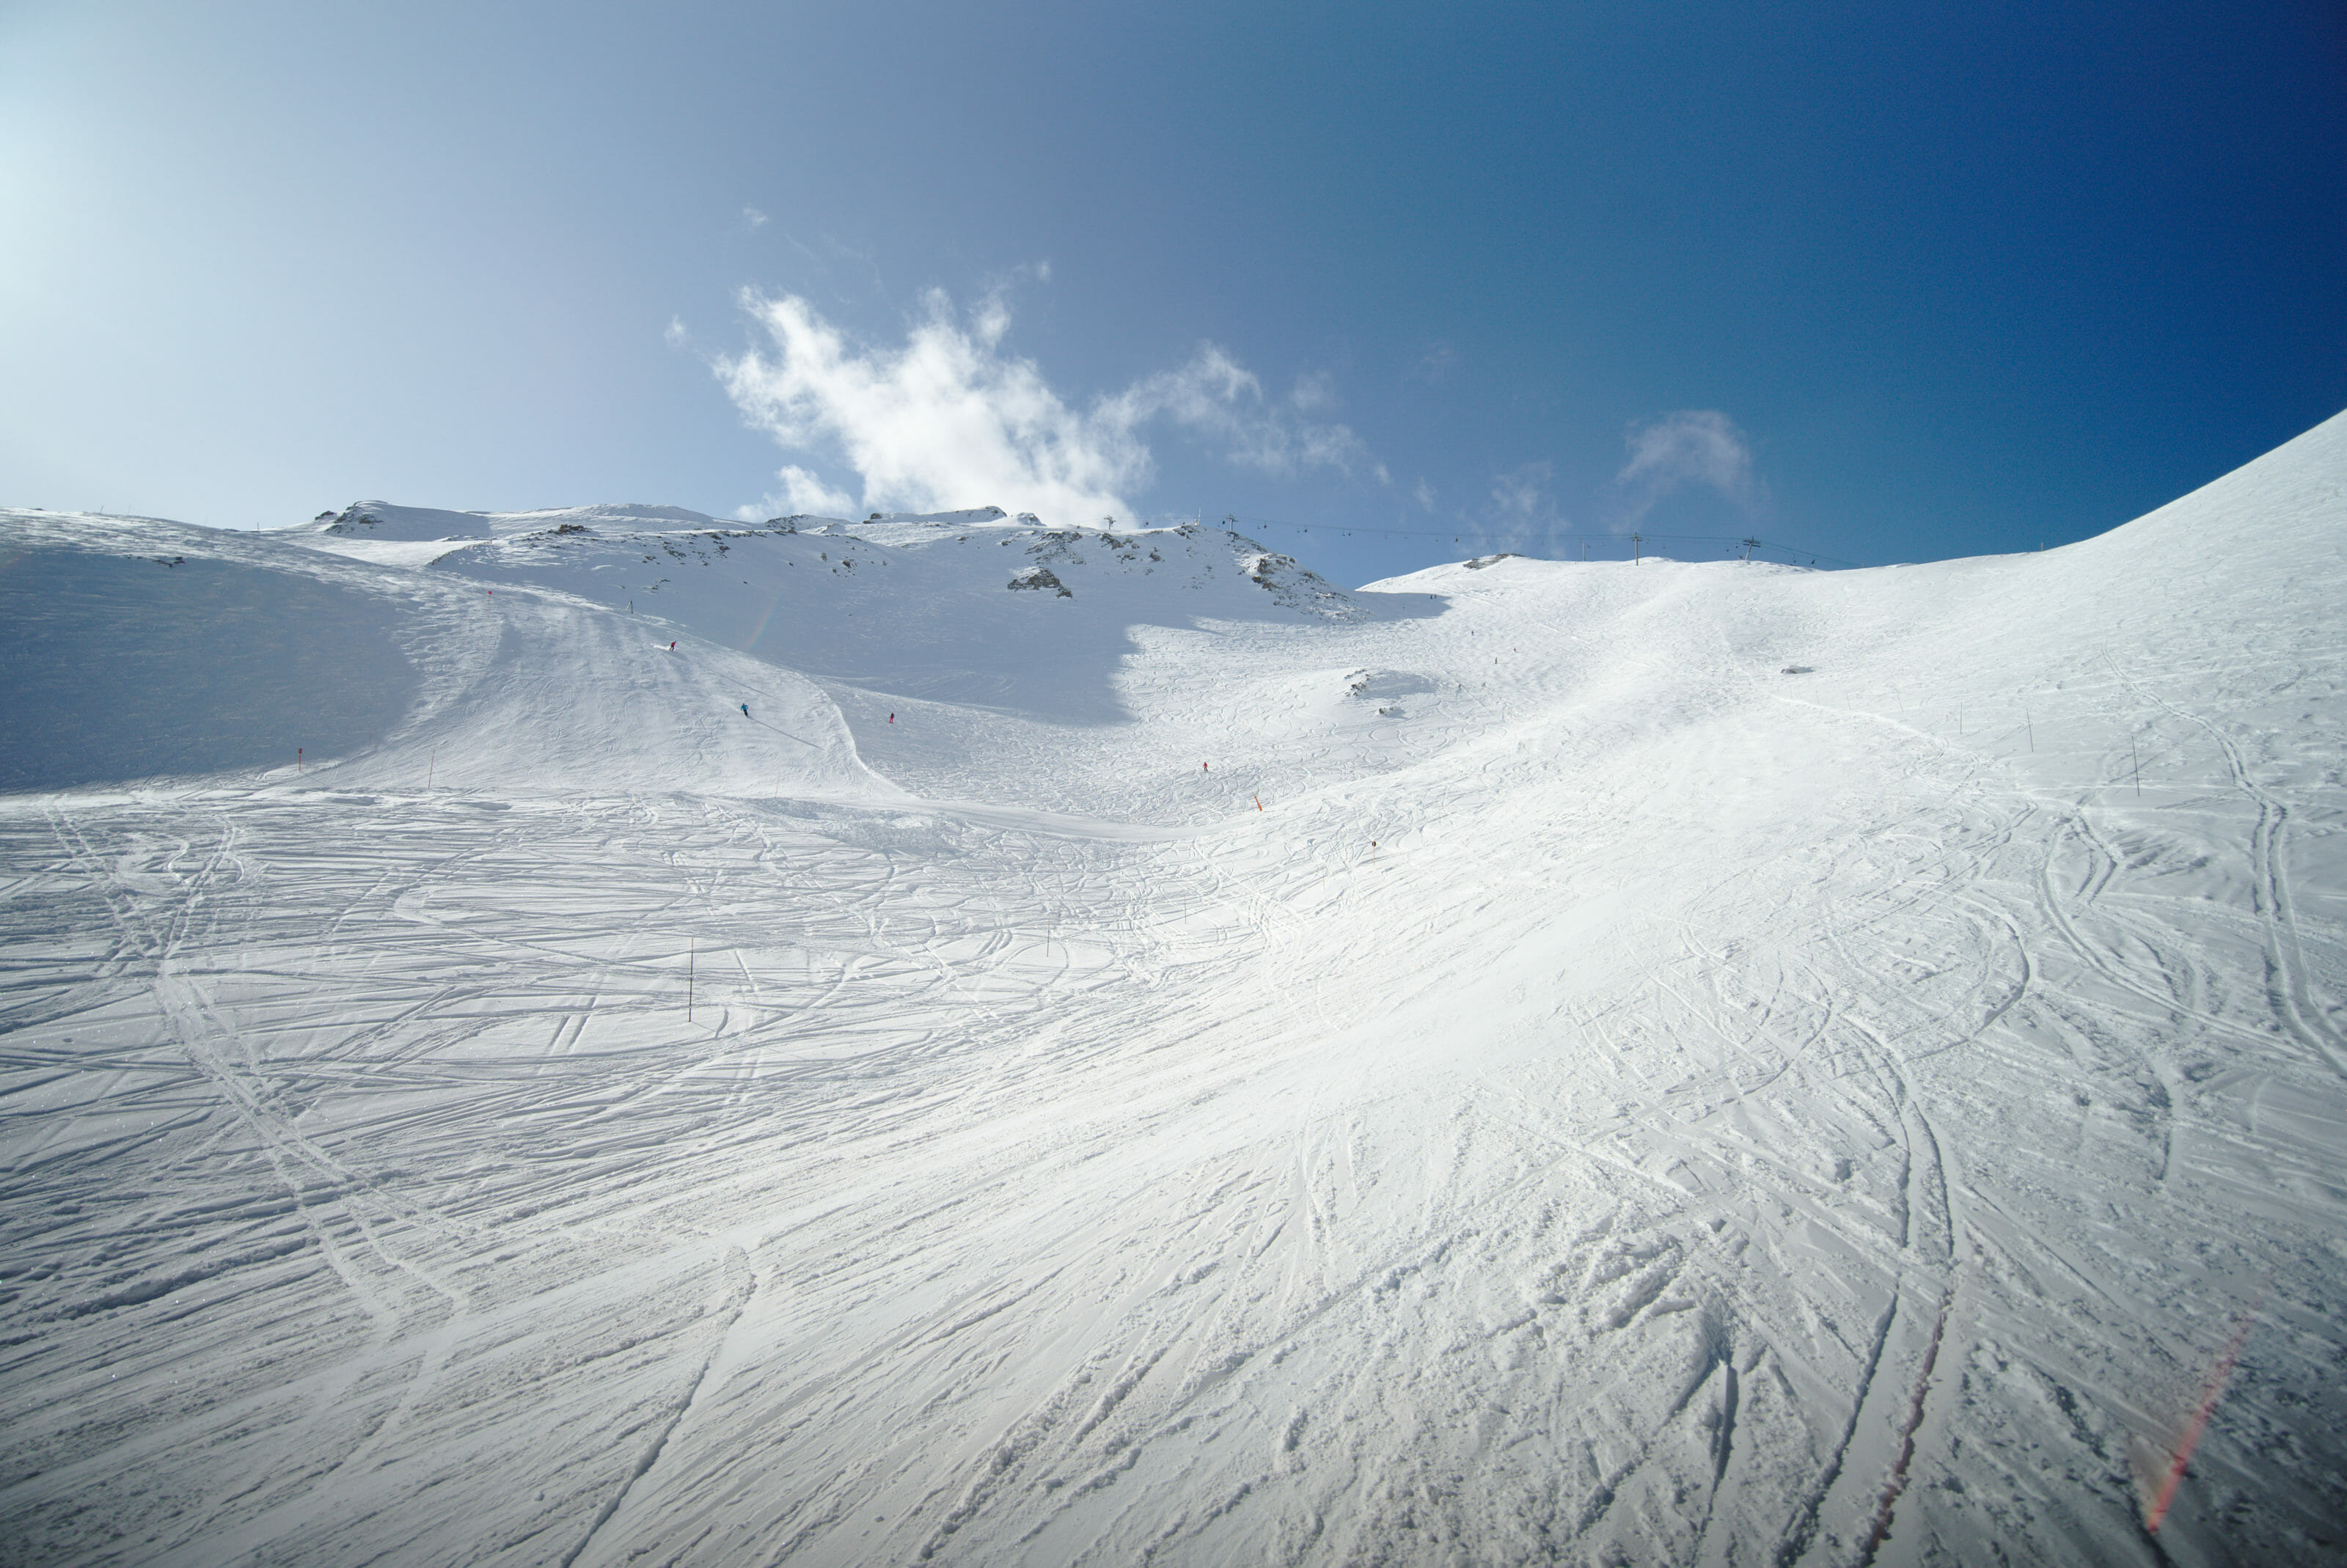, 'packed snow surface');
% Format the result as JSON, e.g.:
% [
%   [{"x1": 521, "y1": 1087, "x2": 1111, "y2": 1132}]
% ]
[{"x1": 3, "y1": 417, "x2": 2344, "y2": 1566}]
